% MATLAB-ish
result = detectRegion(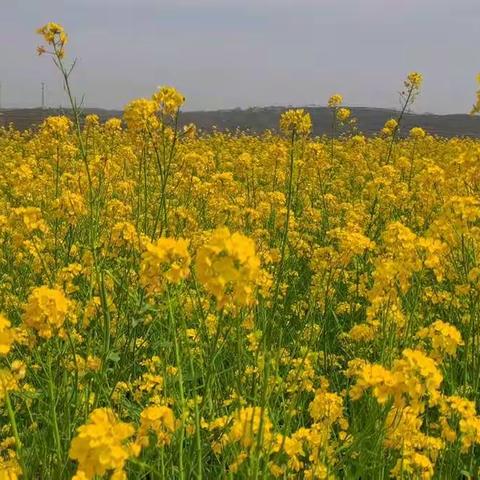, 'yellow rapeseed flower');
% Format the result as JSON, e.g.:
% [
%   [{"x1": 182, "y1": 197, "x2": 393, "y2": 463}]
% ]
[
  {"x1": 69, "y1": 408, "x2": 137, "y2": 480},
  {"x1": 36, "y1": 22, "x2": 68, "y2": 58},
  {"x1": 140, "y1": 237, "x2": 191, "y2": 294},
  {"x1": 0, "y1": 315, "x2": 16, "y2": 355},
  {"x1": 137, "y1": 405, "x2": 176, "y2": 447},
  {"x1": 22, "y1": 286, "x2": 71, "y2": 339},
  {"x1": 195, "y1": 227, "x2": 264, "y2": 308},
  {"x1": 279, "y1": 109, "x2": 312, "y2": 136},
  {"x1": 152, "y1": 86, "x2": 185, "y2": 116},
  {"x1": 328, "y1": 93, "x2": 343, "y2": 108}
]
